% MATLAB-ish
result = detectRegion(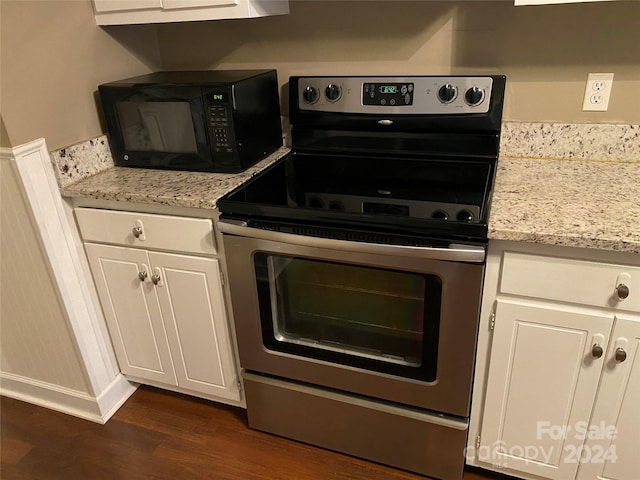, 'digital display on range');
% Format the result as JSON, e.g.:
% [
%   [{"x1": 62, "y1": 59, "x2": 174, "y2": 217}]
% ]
[
  {"x1": 379, "y1": 85, "x2": 398, "y2": 94},
  {"x1": 363, "y1": 83, "x2": 414, "y2": 106}
]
